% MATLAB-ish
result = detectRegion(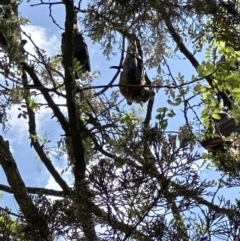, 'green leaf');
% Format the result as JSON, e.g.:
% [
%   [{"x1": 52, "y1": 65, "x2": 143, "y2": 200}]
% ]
[
  {"x1": 167, "y1": 113, "x2": 174, "y2": 117},
  {"x1": 202, "y1": 108, "x2": 209, "y2": 116},
  {"x1": 211, "y1": 113, "x2": 221, "y2": 120},
  {"x1": 28, "y1": 98, "x2": 36, "y2": 109},
  {"x1": 167, "y1": 109, "x2": 176, "y2": 117},
  {"x1": 194, "y1": 83, "x2": 202, "y2": 92},
  {"x1": 156, "y1": 107, "x2": 168, "y2": 113},
  {"x1": 30, "y1": 91, "x2": 37, "y2": 96},
  {"x1": 196, "y1": 63, "x2": 204, "y2": 74},
  {"x1": 173, "y1": 97, "x2": 182, "y2": 106},
  {"x1": 232, "y1": 88, "x2": 240, "y2": 94},
  {"x1": 76, "y1": 65, "x2": 83, "y2": 71},
  {"x1": 162, "y1": 119, "x2": 168, "y2": 129},
  {"x1": 202, "y1": 152, "x2": 209, "y2": 159}
]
